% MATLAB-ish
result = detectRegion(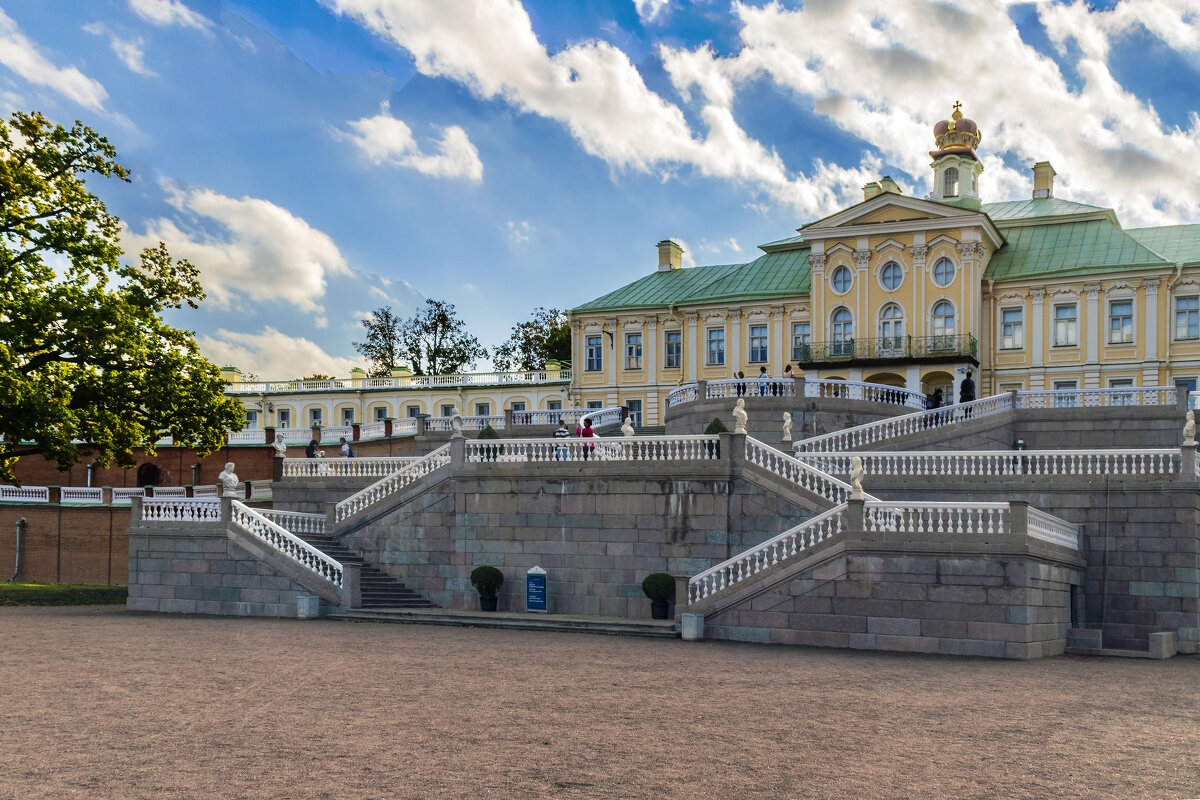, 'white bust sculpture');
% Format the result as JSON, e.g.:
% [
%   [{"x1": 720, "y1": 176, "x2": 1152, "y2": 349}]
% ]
[
  {"x1": 1185, "y1": 410, "x2": 1196, "y2": 446},
  {"x1": 272, "y1": 433, "x2": 287, "y2": 457},
  {"x1": 621, "y1": 416, "x2": 635, "y2": 437},
  {"x1": 218, "y1": 462, "x2": 239, "y2": 497},
  {"x1": 450, "y1": 410, "x2": 464, "y2": 439},
  {"x1": 782, "y1": 412, "x2": 793, "y2": 442},
  {"x1": 732, "y1": 398, "x2": 748, "y2": 434},
  {"x1": 850, "y1": 456, "x2": 865, "y2": 500}
]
